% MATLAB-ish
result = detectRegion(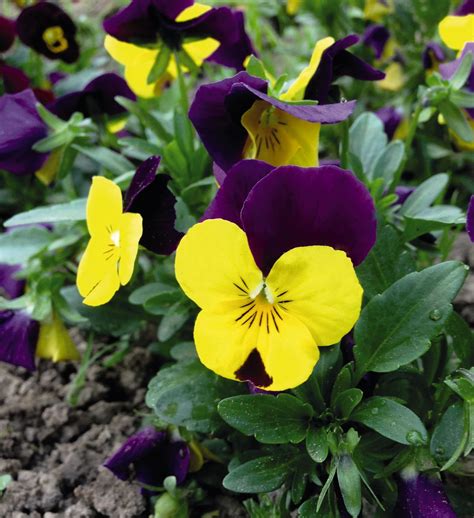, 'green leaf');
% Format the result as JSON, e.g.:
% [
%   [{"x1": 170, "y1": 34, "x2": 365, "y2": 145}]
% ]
[
  {"x1": 446, "y1": 312, "x2": 474, "y2": 366},
  {"x1": 439, "y1": 100, "x2": 474, "y2": 143},
  {"x1": 444, "y1": 369, "x2": 474, "y2": 403},
  {"x1": 354, "y1": 262, "x2": 467, "y2": 377},
  {"x1": 0, "y1": 226, "x2": 55, "y2": 265},
  {"x1": 245, "y1": 55, "x2": 268, "y2": 80},
  {"x1": 412, "y1": 0, "x2": 450, "y2": 26},
  {"x1": 218, "y1": 394, "x2": 313, "y2": 444},
  {"x1": 148, "y1": 45, "x2": 172, "y2": 84},
  {"x1": 403, "y1": 205, "x2": 465, "y2": 240},
  {"x1": 33, "y1": 130, "x2": 71, "y2": 152},
  {"x1": 430, "y1": 402, "x2": 467, "y2": 469},
  {"x1": 4, "y1": 199, "x2": 86, "y2": 227},
  {"x1": 146, "y1": 359, "x2": 243, "y2": 433},
  {"x1": 372, "y1": 140, "x2": 404, "y2": 188},
  {"x1": 400, "y1": 173, "x2": 449, "y2": 216},
  {"x1": 145, "y1": 291, "x2": 183, "y2": 316},
  {"x1": 129, "y1": 282, "x2": 174, "y2": 305},
  {"x1": 451, "y1": 89, "x2": 474, "y2": 109},
  {"x1": 36, "y1": 103, "x2": 66, "y2": 130},
  {"x1": 306, "y1": 427, "x2": 329, "y2": 463},
  {"x1": 335, "y1": 389, "x2": 364, "y2": 419},
  {"x1": 351, "y1": 397, "x2": 427, "y2": 445},
  {"x1": 337, "y1": 455, "x2": 361, "y2": 518},
  {"x1": 356, "y1": 225, "x2": 416, "y2": 300},
  {"x1": 450, "y1": 51, "x2": 473, "y2": 90},
  {"x1": 157, "y1": 301, "x2": 190, "y2": 341},
  {"x1": 223, "y1": 447, "x2": 302, "y2": 493},
  {"x1": 349, "y1": 113, "x2": 387, "y2": 178},
  {"x1": 73, "y1": 145, "x2": 135, "y2": 175},
  {"x1": 173, "y1": 110, "x2": 194, "y2": 158}
]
